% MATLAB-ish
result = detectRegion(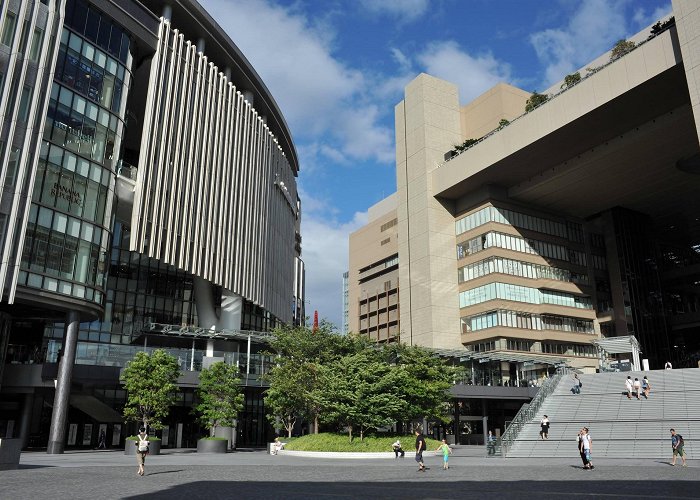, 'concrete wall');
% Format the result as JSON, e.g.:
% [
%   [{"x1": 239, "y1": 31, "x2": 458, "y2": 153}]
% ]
[
  {"x1": 460, "y1": 83, "x2": 530, "y2": 140},
  {"x1": 674, "y1": 0, "x2": 700, "y2": 146},
  {"x1": 395, "y1": 74, "x2": 462, "y2": 349}
]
